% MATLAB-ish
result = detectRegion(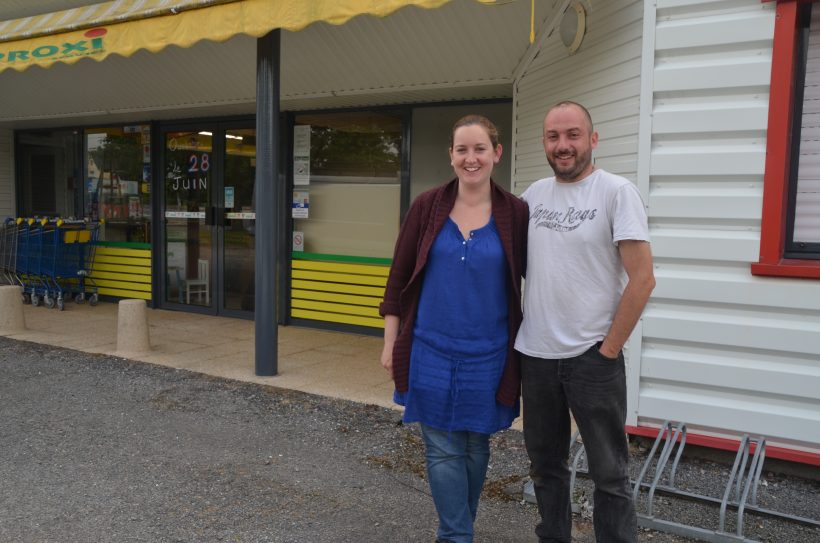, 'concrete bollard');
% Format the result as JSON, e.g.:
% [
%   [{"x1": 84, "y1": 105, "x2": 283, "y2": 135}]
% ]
[
  {"x1": 0, "y1": 285, "x2": 26, "y2": 334},
  {"x1": 116, "y1": 299, "x2": 151, "y2": 355}
]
